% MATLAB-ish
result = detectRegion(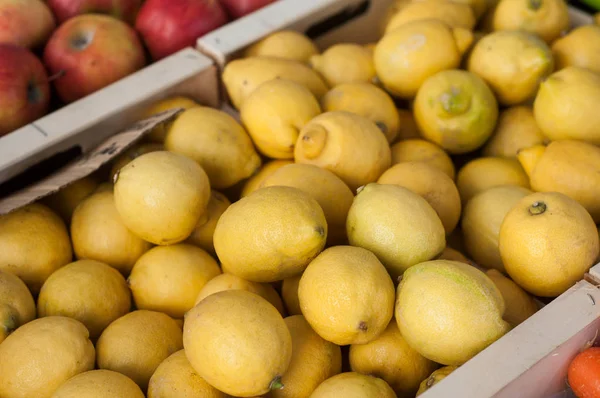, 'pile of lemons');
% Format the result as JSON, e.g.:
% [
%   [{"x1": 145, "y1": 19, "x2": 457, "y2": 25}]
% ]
[{"x1": 2, "y1": 0, "x2": 600, "y2": 397}]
